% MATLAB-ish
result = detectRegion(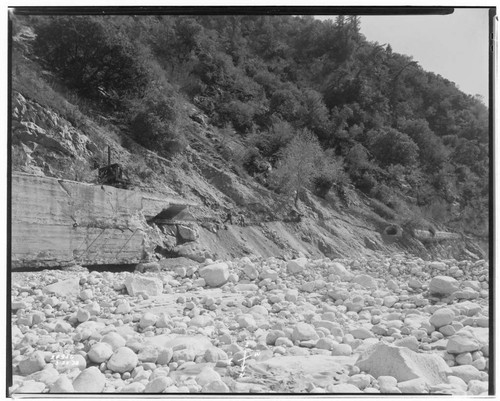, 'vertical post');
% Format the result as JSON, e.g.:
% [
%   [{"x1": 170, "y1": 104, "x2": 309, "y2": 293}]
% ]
[{"x1": 108, "y1": 146, "x2": 111, "y2": 166}]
